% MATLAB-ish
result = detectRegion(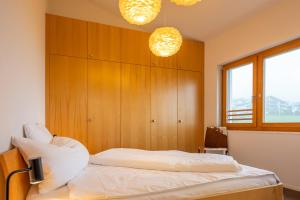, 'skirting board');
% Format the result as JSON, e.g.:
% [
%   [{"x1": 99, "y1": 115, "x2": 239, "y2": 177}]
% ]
[{"x1": 284, "y1": 184, "x2": 300, "y2": 192}]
